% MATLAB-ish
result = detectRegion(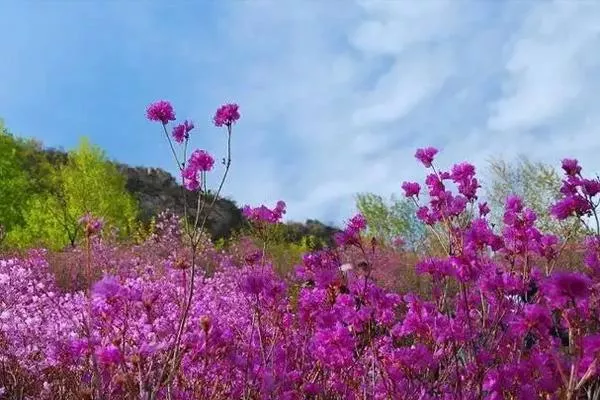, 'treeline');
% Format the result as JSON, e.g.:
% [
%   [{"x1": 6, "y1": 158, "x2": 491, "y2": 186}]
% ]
[
  {"x1": 0, "y1": 122, "x2": 138, "y2": 249},
  {"x1": 0, "y1": 121, "x2": 341, "y2": 251}
]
